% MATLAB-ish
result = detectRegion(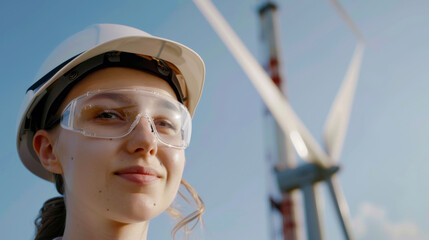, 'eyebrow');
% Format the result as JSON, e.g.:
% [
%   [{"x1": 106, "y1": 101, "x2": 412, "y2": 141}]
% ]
[
  {"x1": 83, "y1": 91, "x2": 181, "y2": 113},
  {"x1": 85, "y1": 92, "x2": 135, "y2": 105},
  {"x1": 158, "y1": 98, "x2": 180, "y2": 112}
]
